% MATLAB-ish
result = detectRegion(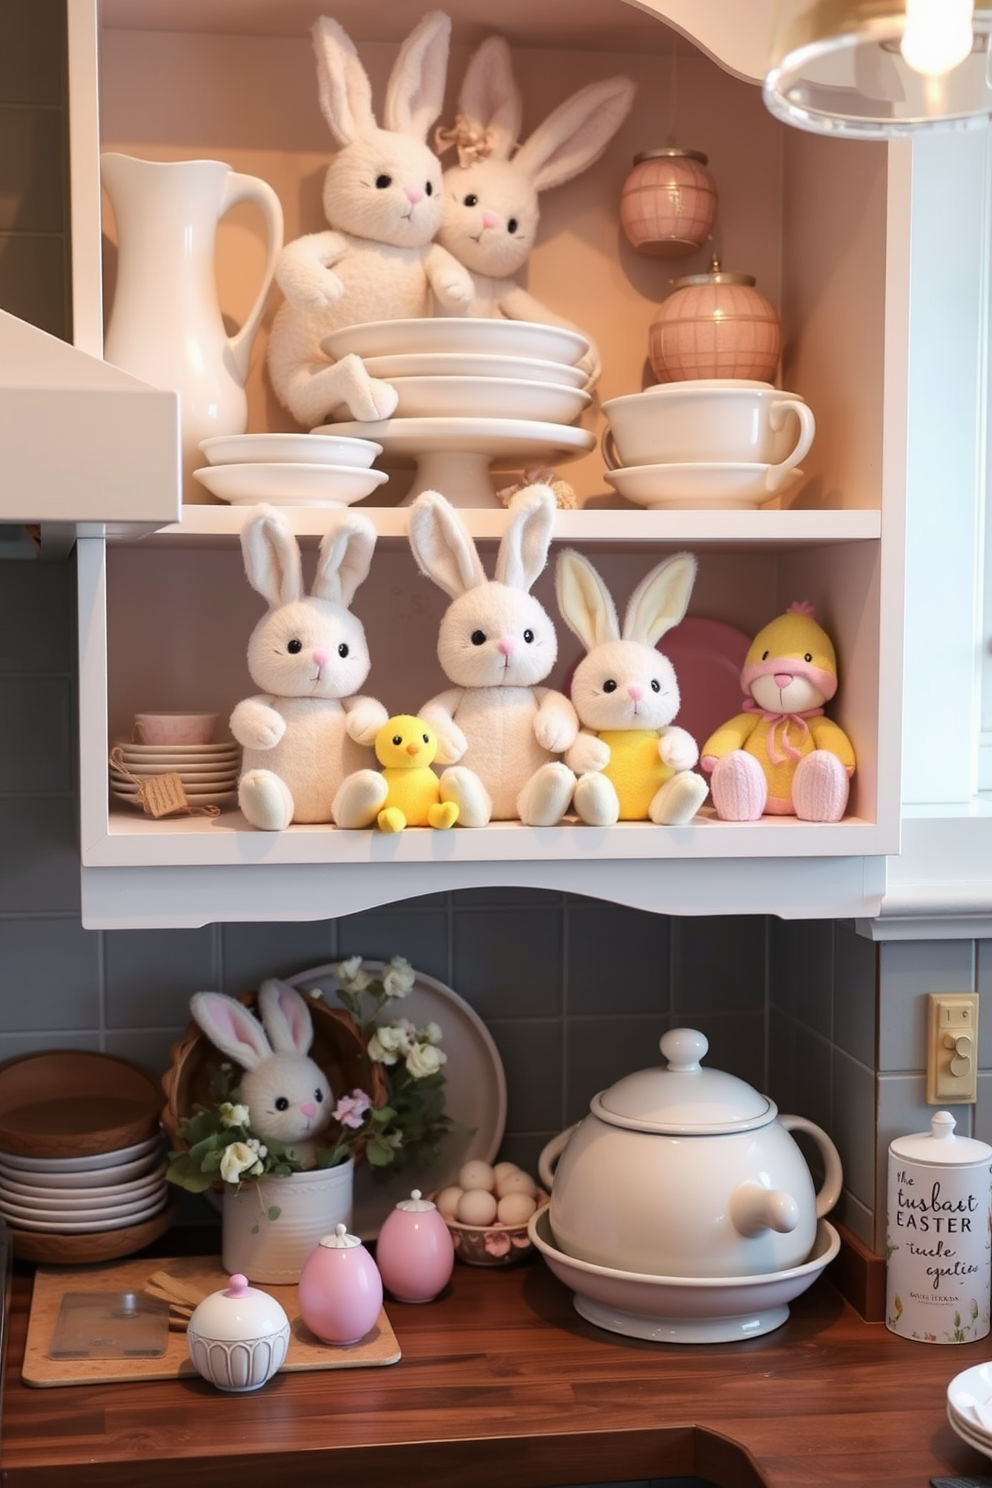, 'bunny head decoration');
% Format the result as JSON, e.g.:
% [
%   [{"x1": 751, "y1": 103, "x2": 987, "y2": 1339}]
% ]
[
  {"x1": 190, "y1": 981, "x2": 333, "y2": 1160},
  {"x1": 229, "y1": 503, "x2": 387, "y2": 831},
  {"x1": 434, "y1": 35, "x2": 636, "y2": 387},
  {"x1": 407, "y1": 484, "x2": 579, "y2": 827},
  {"x1": 266, "y1": 11, "x2": 474, "y2": 429},
  {"x1": 555, "y1": 549, "x2": 709, "y2": 827}
]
